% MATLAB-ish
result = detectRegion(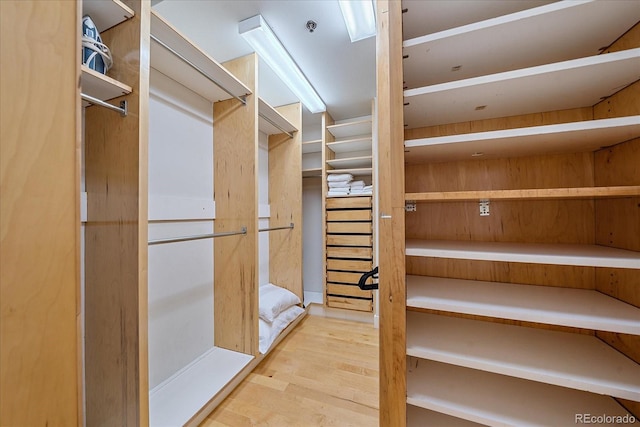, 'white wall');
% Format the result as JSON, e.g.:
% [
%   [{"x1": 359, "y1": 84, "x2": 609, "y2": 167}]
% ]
[
  {"x1": 258, "y1": 132, "x2": 270, "y2": 286},
  {"x1": 302, "y1": 178, "x2": 323, "y2": 301},
  {"x1": 147, "y1": 69, "x2": 215, "y2": 390}
]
